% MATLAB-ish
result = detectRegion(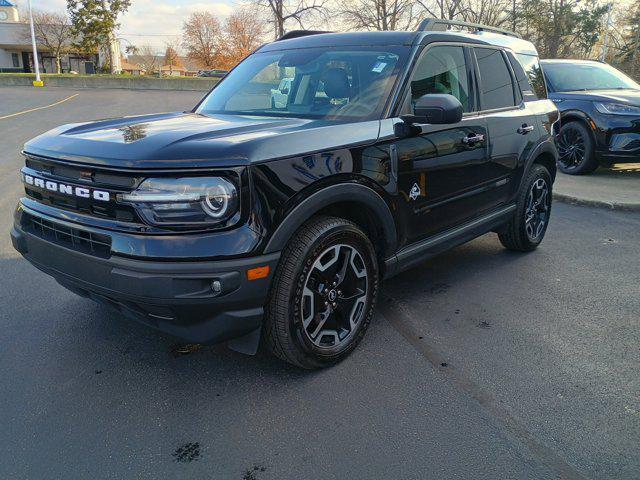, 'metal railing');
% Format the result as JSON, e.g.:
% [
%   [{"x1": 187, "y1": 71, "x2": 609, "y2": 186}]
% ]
[{"x1": 417, "y1": 18, "x2": 521, "y2": 39}]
